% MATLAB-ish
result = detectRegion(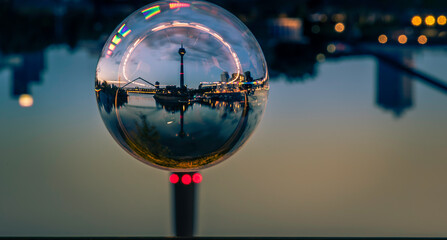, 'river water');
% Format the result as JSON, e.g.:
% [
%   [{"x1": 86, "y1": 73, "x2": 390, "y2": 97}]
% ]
[{"x1": 1, "y1": 46, "x2": 447, "y2": 236}]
